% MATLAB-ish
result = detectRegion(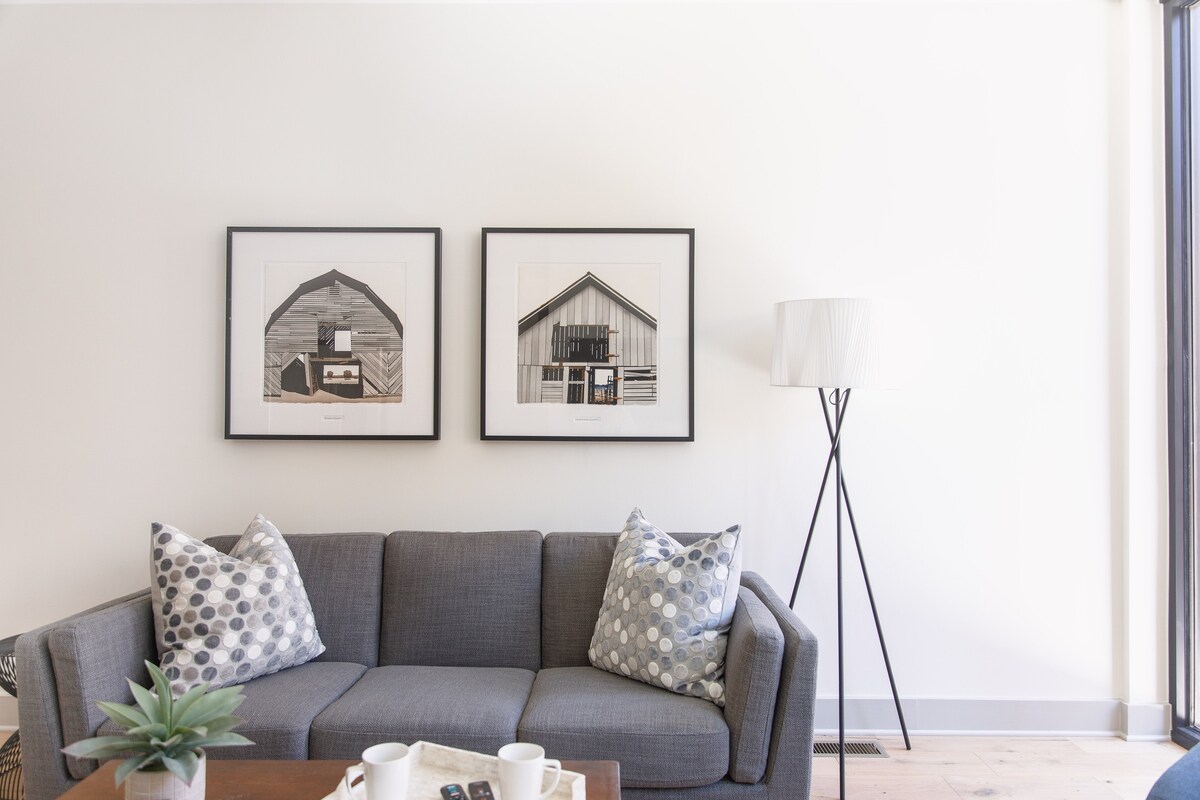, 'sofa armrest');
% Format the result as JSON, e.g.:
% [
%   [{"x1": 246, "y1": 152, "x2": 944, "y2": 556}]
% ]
[
  {"x1": 16, "y1": 590, "x2": 154, "y2": 800},
  {"x1": 723, "y1": 584, "x2": 785, "y2": 783},
  {"x1": 738, "y1": 572, "x2": 818, "y2": 798}
]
